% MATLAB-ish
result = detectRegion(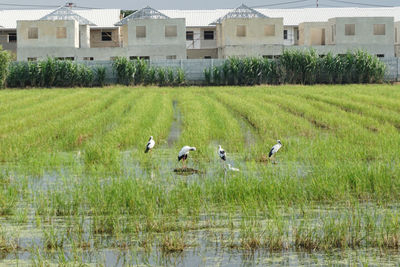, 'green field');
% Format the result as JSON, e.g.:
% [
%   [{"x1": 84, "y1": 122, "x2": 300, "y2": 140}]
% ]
[{"x1": 1, "y1": 85, "x2": 400, "y2": 265}]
